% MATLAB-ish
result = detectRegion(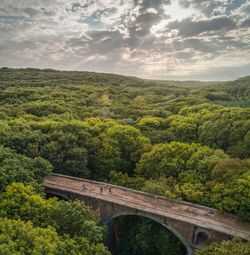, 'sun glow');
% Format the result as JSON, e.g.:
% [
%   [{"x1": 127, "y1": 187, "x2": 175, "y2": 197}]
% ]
[
  {"x1": 164, "y1": 1, "x2": 196, "y2": 22},
  {"x1": 151, "y1": 1, "x2": 196, "y2": 36}
]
